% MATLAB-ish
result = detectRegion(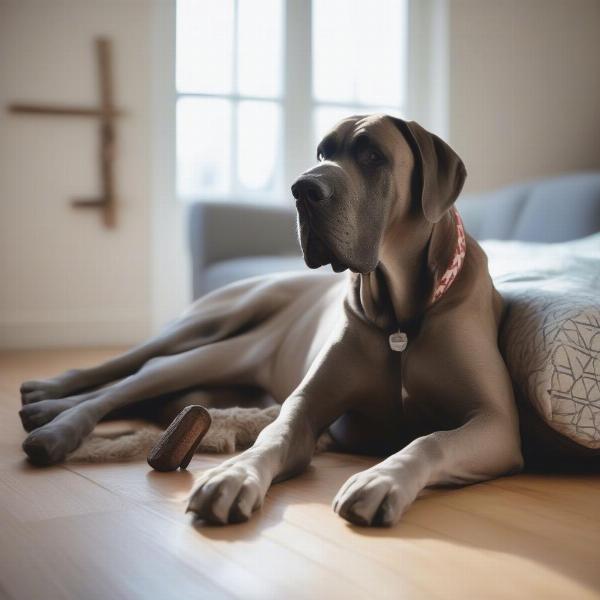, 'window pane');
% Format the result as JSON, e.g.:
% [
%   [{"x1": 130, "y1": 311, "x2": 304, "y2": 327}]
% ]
[
  {"x1": 312, "y1": 0, "x2": 408, "y2": 106},
  {"x1": 314, "y1": 105, "x2": 403, "y2": 146},
  {"x1": 237, "y1": 0, "x2": 283, "y2": 98},
  {"x1": 237, "y1": 101, "x2": 281, "y2": 192},
  {"x1": 176, "y1": 0, "x2": 234, "y2": 94},
  {"x1": 177, "y1": 97, "x2": 232, "y2": 198},
  {"x1": 312, "y1": 0, "x2": 354, "y2": 104},
  {"x1": 314, "y1": 106, "x2": 355, "y2": 146}
]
